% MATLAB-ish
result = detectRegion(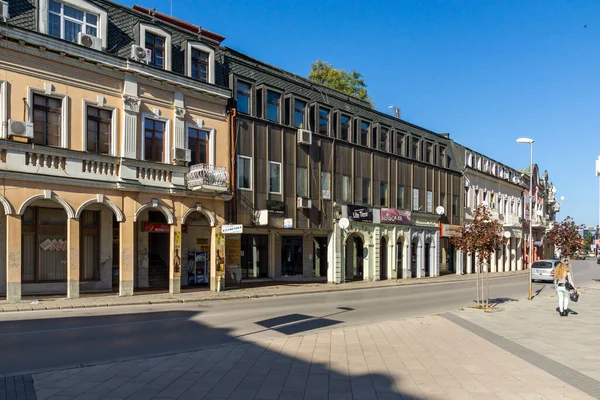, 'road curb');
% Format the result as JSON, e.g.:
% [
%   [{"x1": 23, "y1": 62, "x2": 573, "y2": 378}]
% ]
[{"x1": 0, "y1": 271, "x2": 528, "y2": 313}]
